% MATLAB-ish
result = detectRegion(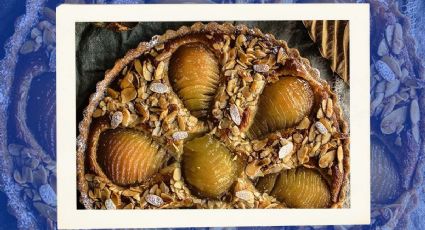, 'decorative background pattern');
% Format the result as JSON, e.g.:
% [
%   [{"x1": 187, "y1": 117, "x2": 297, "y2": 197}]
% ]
[{"x1": 0, "y1": 0, "x2": 424, "y2": 229}]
